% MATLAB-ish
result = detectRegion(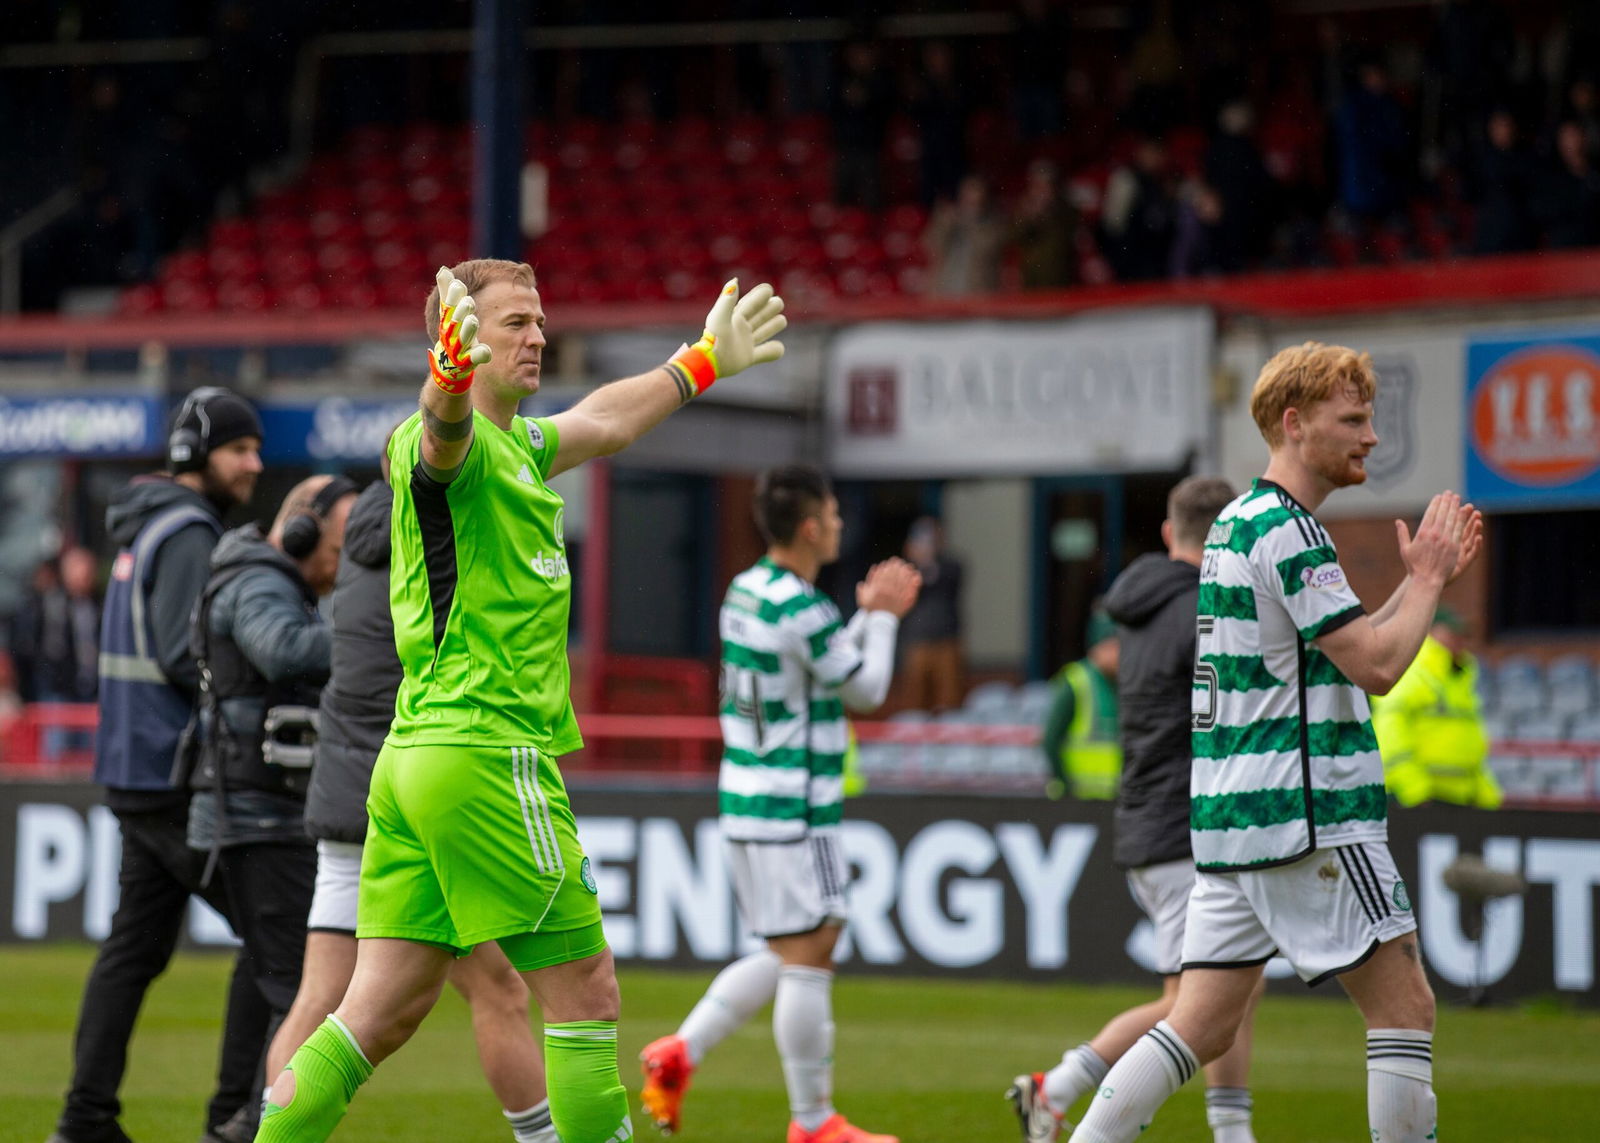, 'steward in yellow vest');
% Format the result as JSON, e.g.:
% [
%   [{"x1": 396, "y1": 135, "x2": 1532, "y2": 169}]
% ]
[
  {"x1": 1371, "y1": 611, "x2": 1502, "y2": 809},
  {"x1": 1040, "y1": 612, "x2": 1122, "y2": 799}
]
